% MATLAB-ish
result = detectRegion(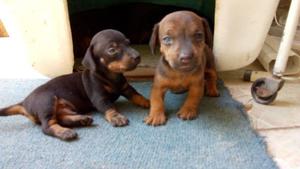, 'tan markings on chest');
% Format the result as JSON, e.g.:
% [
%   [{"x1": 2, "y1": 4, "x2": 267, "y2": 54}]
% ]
[{"x1": 158, "y1": 71, "x2": 200, "y2": 92}]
